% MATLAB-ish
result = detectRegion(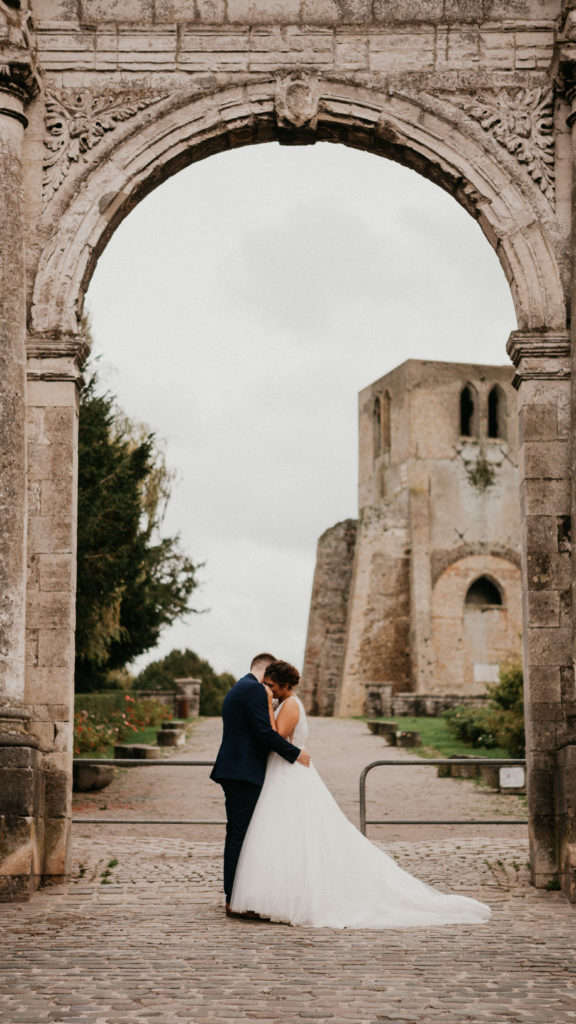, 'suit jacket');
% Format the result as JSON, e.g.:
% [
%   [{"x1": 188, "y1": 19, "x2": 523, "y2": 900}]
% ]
[{"x1": 210, "y1": 672, "x2": 301, "y2": 787}]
